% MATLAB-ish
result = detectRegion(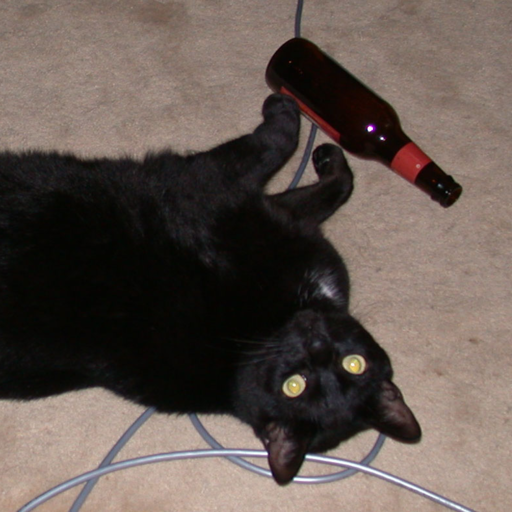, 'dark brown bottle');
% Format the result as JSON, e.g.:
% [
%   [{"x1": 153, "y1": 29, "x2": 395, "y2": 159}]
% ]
[{"x1": 266, "y1": 38, "x2": 462, "y2": 207}]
